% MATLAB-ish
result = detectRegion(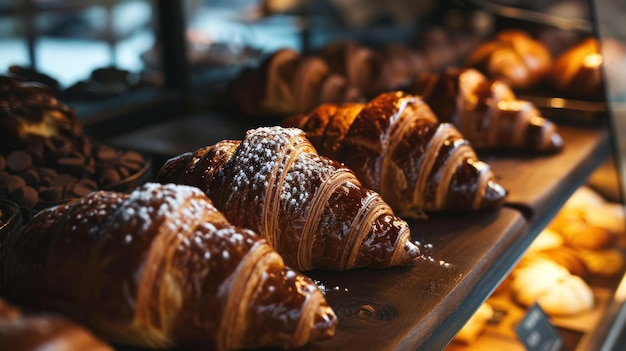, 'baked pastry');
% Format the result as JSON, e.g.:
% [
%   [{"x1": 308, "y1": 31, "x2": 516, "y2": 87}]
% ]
[
  {"x1": 407, "y1": 67, "x2": 563, "y2": 153},
  {"x1": 465, "y1": 30, "x2": 552, "y2": 90},
  {"x1": 283, "y1": 91, "x2": 507, "y2": 218},
  {"x1": 549, "y1": 206, "x2": 615, "y2": 250},
  {"x1": 316, "y1": 40, "x2": 385, "y2": 97},
  {"x1": 585, "y1": 202, "x2": 626, "y2": 237},
  {"x1": 550, "y1": 37, "x2": 604, "y2": 100},
  {"x1": 578, "y1": 248, "x2": 625, "y2": 277},
  {"x1": 0, "y1": 183, "x2": 337, "y2": 350},
  {"x1": 223, "y1": 48, "x2": 363, "y2": 117},
  {"x1": 511, "y1": 257, "x2": 594, "y2": 316},
  {"x1": 535, "y1": 247, "x2": 588, "y2": 278},
  {"x1": 527, "y1": 228, "x2": 564, "y2": 252},
  {"x1": 0, "y1": 297, "x2": 113, "y2": 351},
  {"x1": 157, "y1": 126, "x2": 421, "y2": 271}
]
